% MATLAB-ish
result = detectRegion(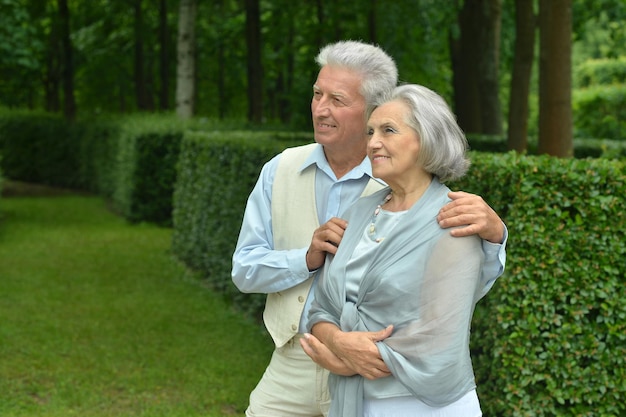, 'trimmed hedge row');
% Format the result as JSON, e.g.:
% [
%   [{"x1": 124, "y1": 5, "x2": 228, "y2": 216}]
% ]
[
  {"x1": 0, "y1": 111, "x2": 310, "y2": 226},
  {"x1": 0, "y1": 110, "x2": 85, "y2": 188},
  {"x1": 467, "y1": 133, "x2": 626, "y2": 158},
  {"x1": 0, "y1": 111, "x2": 189, "y2": 225},
  {"x1": 173, "y1": 132, "x2": 625, "y2": 416},
  {"x1": 450, "y1": 153, "x2": 625, "y2": 416},
  {"x1": 111, "y1": 115, "x2": 189, "y2": 225}
]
